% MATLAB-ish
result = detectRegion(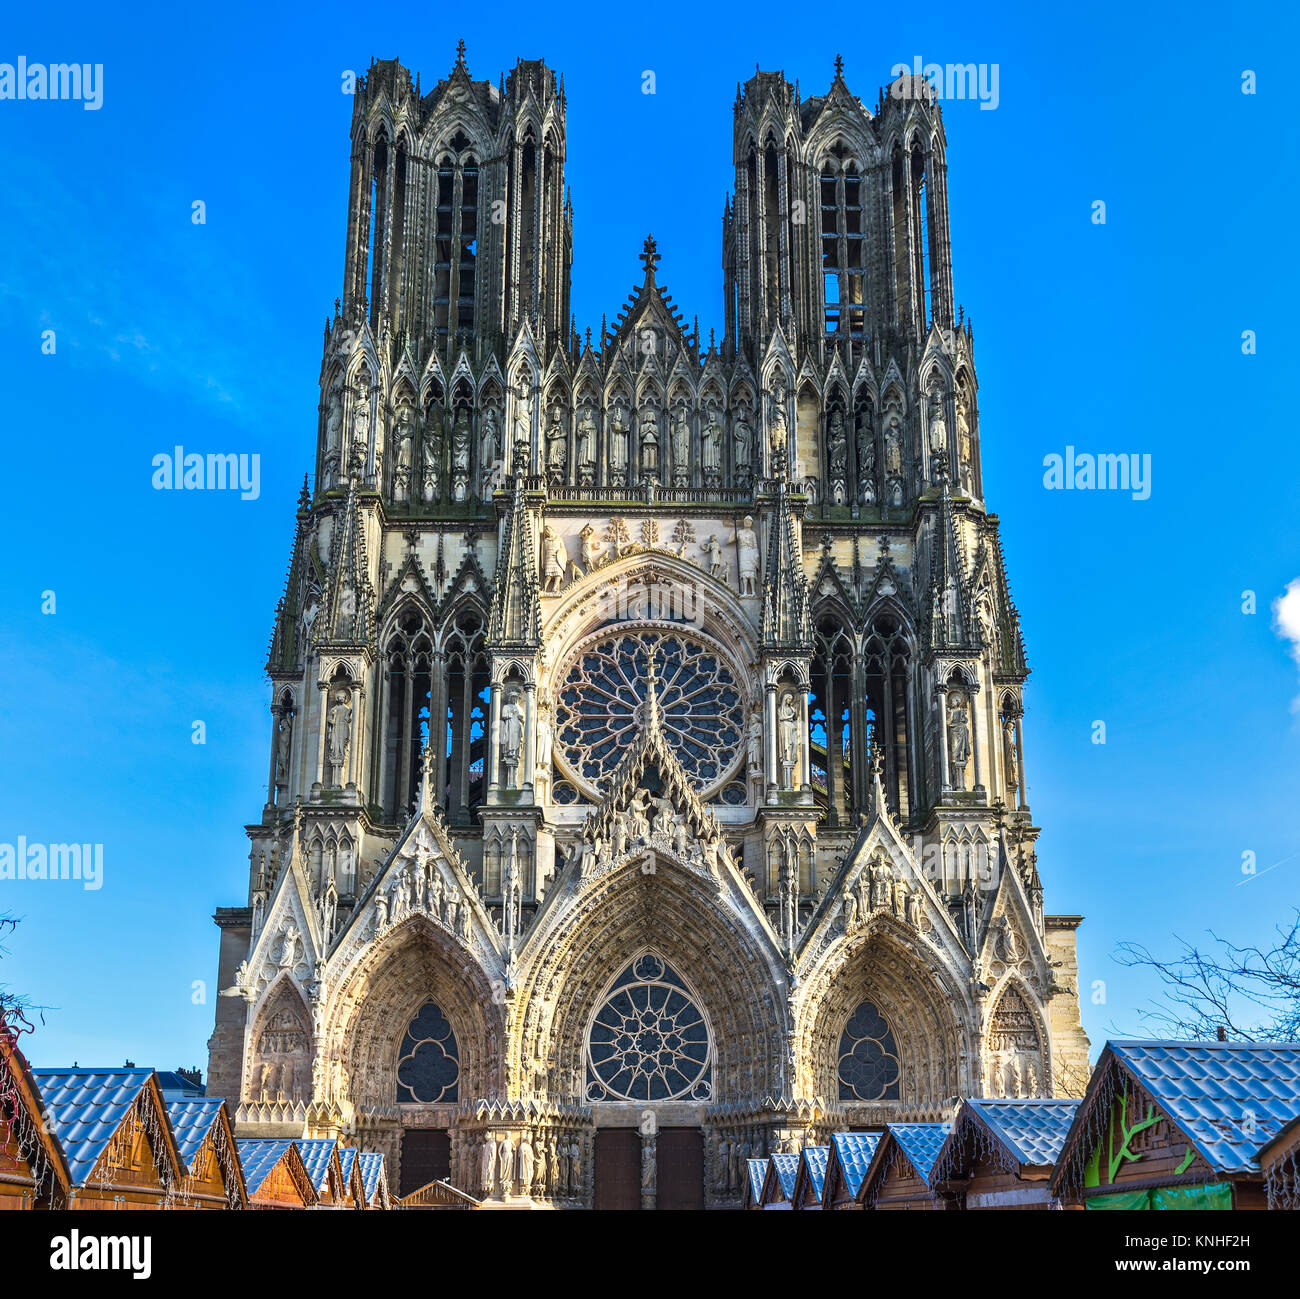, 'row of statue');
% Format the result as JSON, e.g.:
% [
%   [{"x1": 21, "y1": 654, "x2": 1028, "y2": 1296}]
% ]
[
  {"x1": 372, "y1": 853, "x2": 473, "y2": 943},
  {"x1": 536, "y1": 514, "x2": 761, "y2": 597},
  {"x1": 476, "y1": 1132, "x2": 583, "y2": 1198},
  {"x1": 321, "y1": 370, "x2": 978, "y2": 503},
  {"x1": 843, "y1": 854, "x2": 927, "y2": 932}
]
